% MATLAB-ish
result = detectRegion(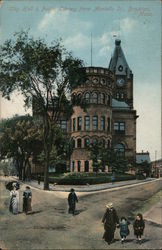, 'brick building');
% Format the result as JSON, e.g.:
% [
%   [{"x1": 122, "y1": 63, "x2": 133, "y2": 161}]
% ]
[
  {"x1": 31, "y1": 39, "x2": 138, "y2": 174},
  {"x1": 69, "y1": 39, "x2": 138, "y2": 172}
]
